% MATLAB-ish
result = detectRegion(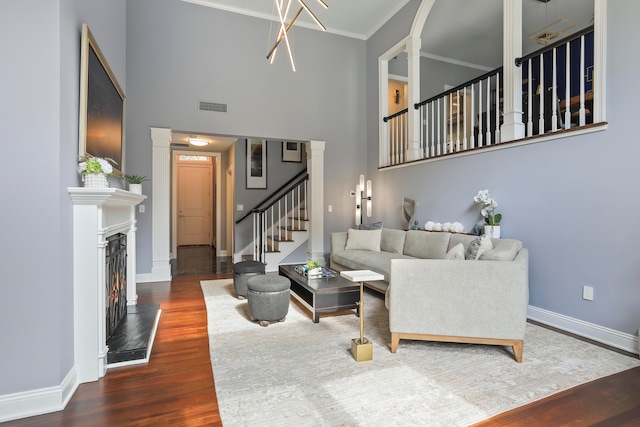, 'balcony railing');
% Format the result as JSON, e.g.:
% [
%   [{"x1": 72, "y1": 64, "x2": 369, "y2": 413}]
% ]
[{"x1": 381, "y1": 26, "x2": 594, "y2": 168}]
